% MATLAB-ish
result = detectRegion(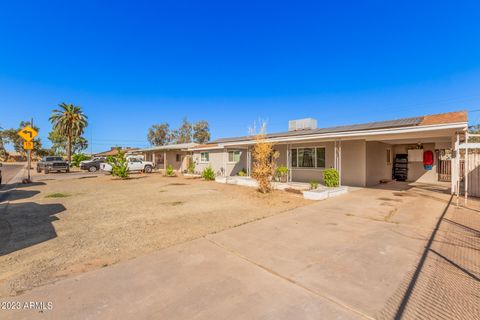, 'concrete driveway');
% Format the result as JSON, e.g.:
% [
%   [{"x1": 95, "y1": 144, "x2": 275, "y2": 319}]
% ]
[{"x1": 1, "y1": 182, "x2": 477, "y2": 320}]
